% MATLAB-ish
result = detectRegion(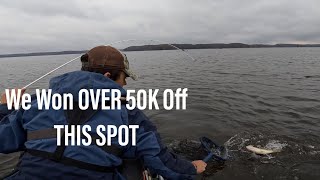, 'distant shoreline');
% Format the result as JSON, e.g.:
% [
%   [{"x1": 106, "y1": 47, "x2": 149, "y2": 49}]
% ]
[{"x1": 1, "y1": 43, "x2": 320, "y2": 58}]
